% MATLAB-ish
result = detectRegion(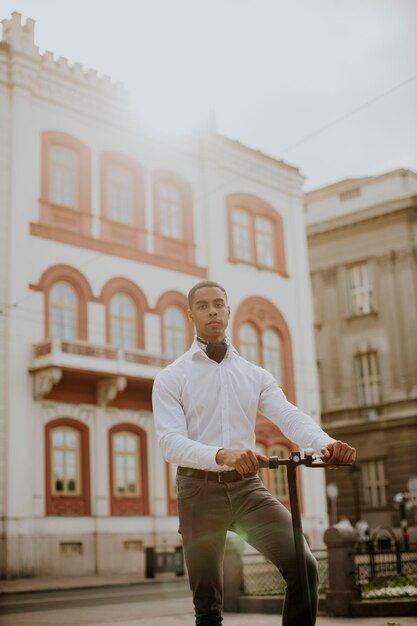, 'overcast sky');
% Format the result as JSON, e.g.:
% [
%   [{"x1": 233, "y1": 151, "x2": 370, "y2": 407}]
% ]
[{"x1": 2, "y1": 0, "x2": 416, "y2": 189}]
